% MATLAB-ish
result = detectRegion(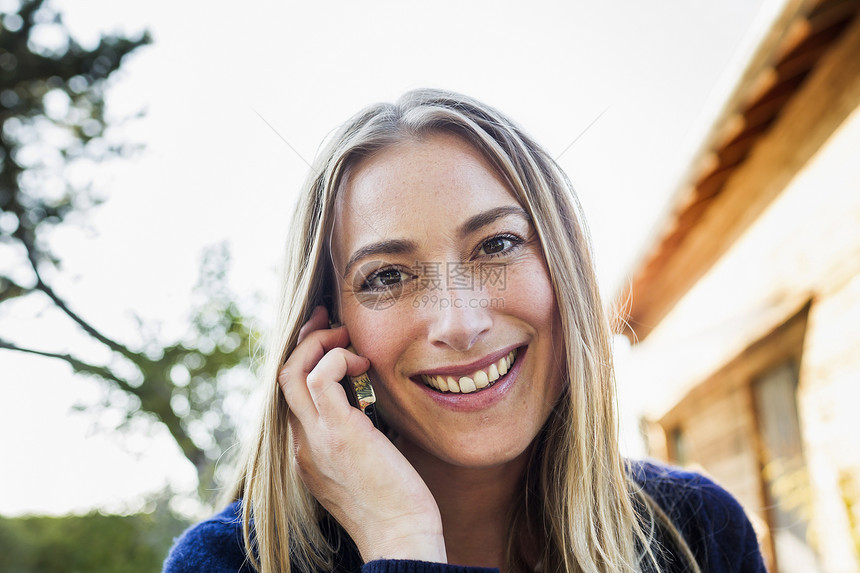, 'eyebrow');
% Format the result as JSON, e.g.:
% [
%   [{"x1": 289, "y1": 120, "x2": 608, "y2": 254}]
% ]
[
  {"x1": 343, "y1": 205, "x2": 530, "y2": 276},
  {"x1": 344, "y1": 238, "x2": 417, "y2": 277},
  {"x1": 457, "y1": 205, "x2": 530, "y2": 237}
]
